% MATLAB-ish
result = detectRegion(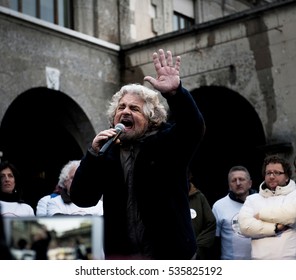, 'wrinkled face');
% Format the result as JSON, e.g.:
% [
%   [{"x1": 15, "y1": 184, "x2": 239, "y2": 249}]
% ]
[
  {"x1": 64, "y1": 166, "x2": 78, "y2": 194},
  {"x1": 228, "y1": 170, "x2": 252, "y2": 196},
  {"x1": 264, "y1": 163, "x2": 289, "y2": 190},
  {"x1": 0, "y1": 167, "x2": 16, "y2": 194},
  {"x1": 114, "y1": 92, "x2": 149, "y2": 141}
]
